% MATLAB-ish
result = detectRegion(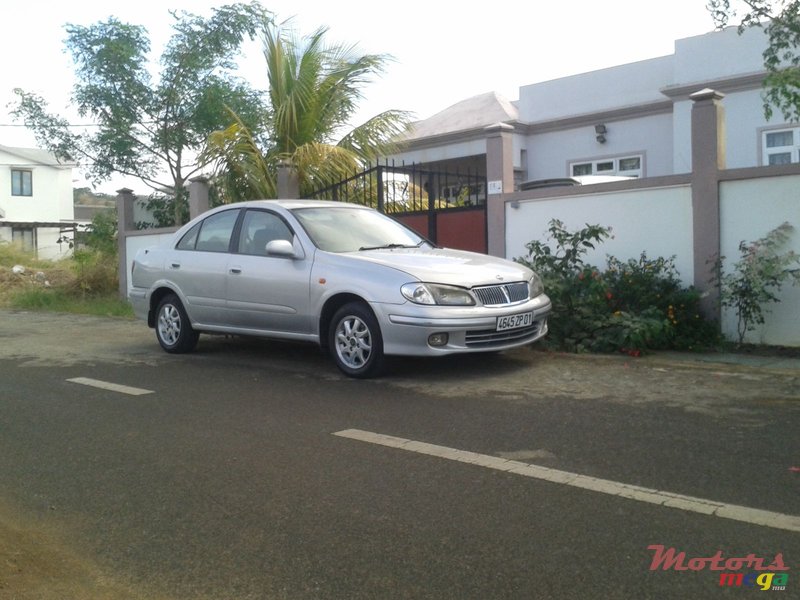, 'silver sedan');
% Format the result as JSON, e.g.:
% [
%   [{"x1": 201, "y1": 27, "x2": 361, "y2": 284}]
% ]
[{"x1": 129, "y1": 200, "x2": 551, "y2": 378}]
